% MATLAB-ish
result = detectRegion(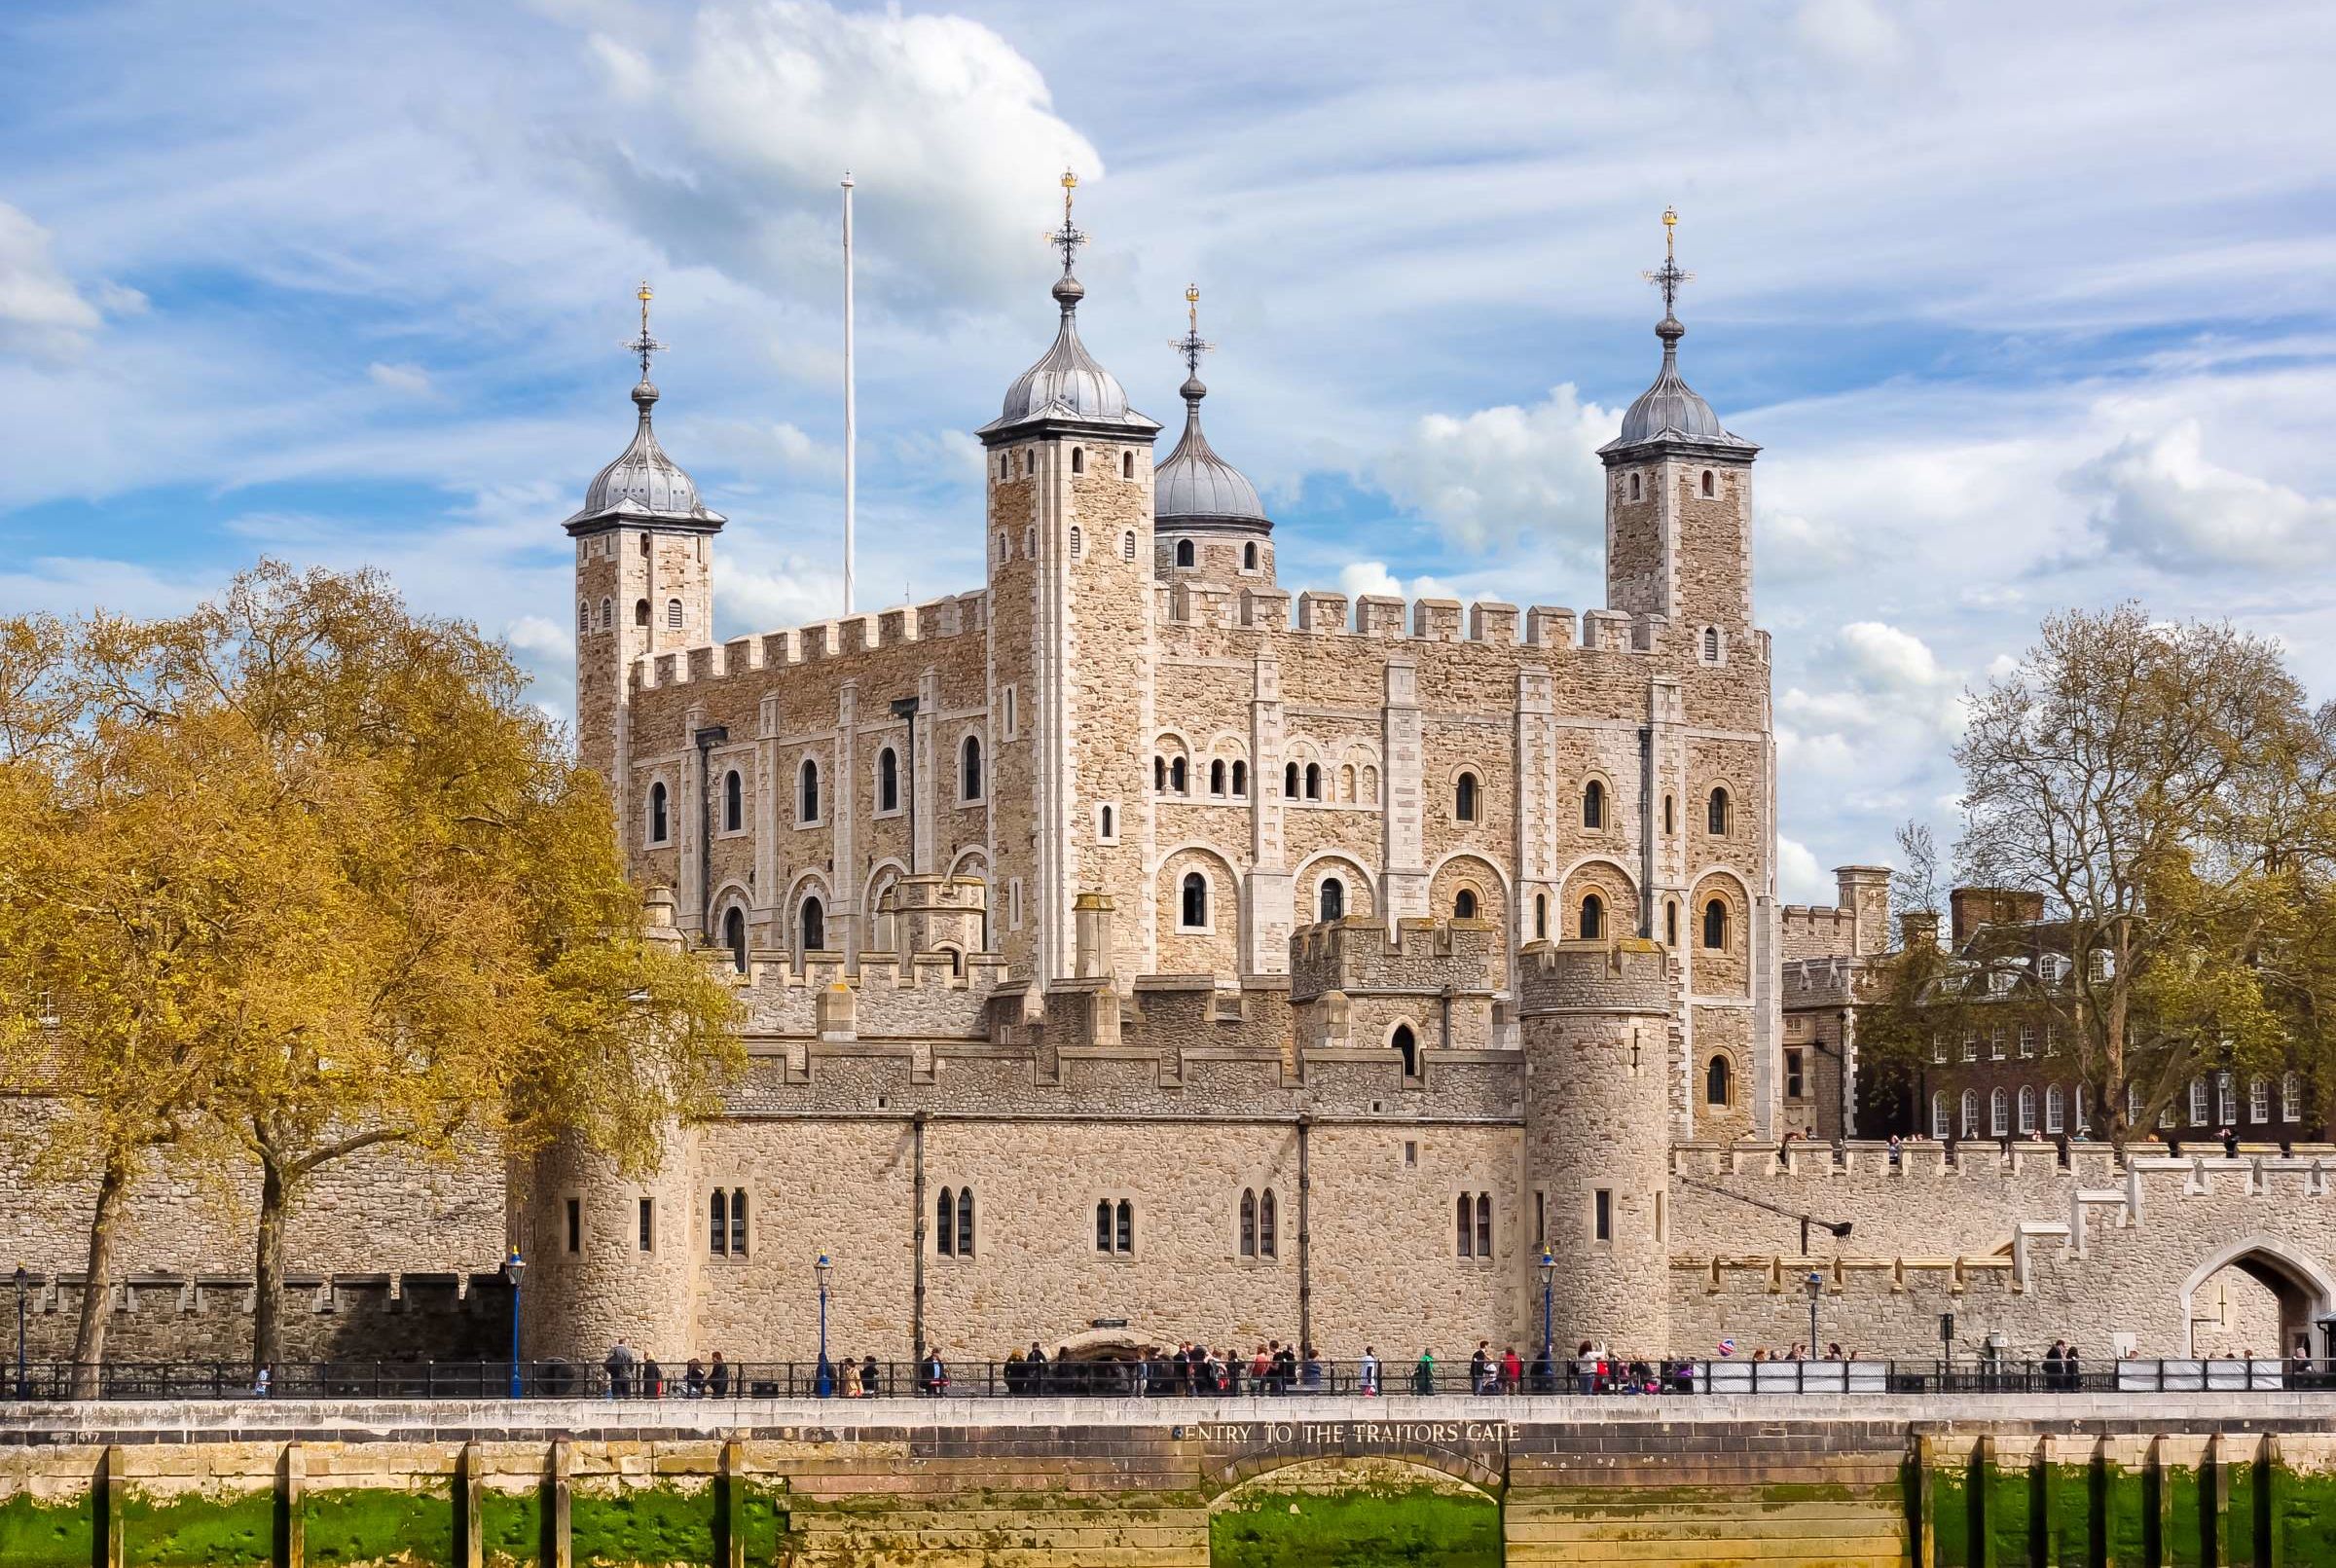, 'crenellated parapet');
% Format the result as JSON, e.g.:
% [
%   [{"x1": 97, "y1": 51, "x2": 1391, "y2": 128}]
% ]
[
  {"x1": 1289, "y1": 916, "x2": 1497, "y2": 1004},
  {"x1": 631, "y1": 590, "x2": 990, "y2": 695},
  {"x1": 1515, "y1": 933, "x2": 1672, "y2": 1016}
]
